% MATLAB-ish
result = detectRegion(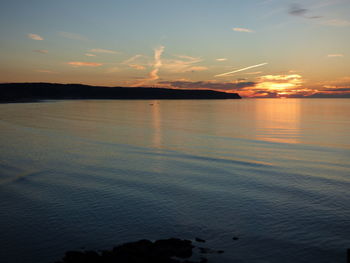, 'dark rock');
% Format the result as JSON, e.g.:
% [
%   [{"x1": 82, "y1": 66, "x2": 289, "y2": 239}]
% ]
[
  {"x1": 232, "y1": 237, "x2": 239, "y2": 240},
  {"x1": 56, "y1": 238, "x2": 200, "y2": 263},
  {"x1": 62, "y1": 250, "x2": 100, "y2": 263},
  {"x1": 195, "y1": 238, "x2": 206, "y2": 243},
  {"x1": 154, "y1": 238, "x2": 194, "y2": 258},
  {"x1": 198, "y1": 247, "x2": 224, "y2": 255}
]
